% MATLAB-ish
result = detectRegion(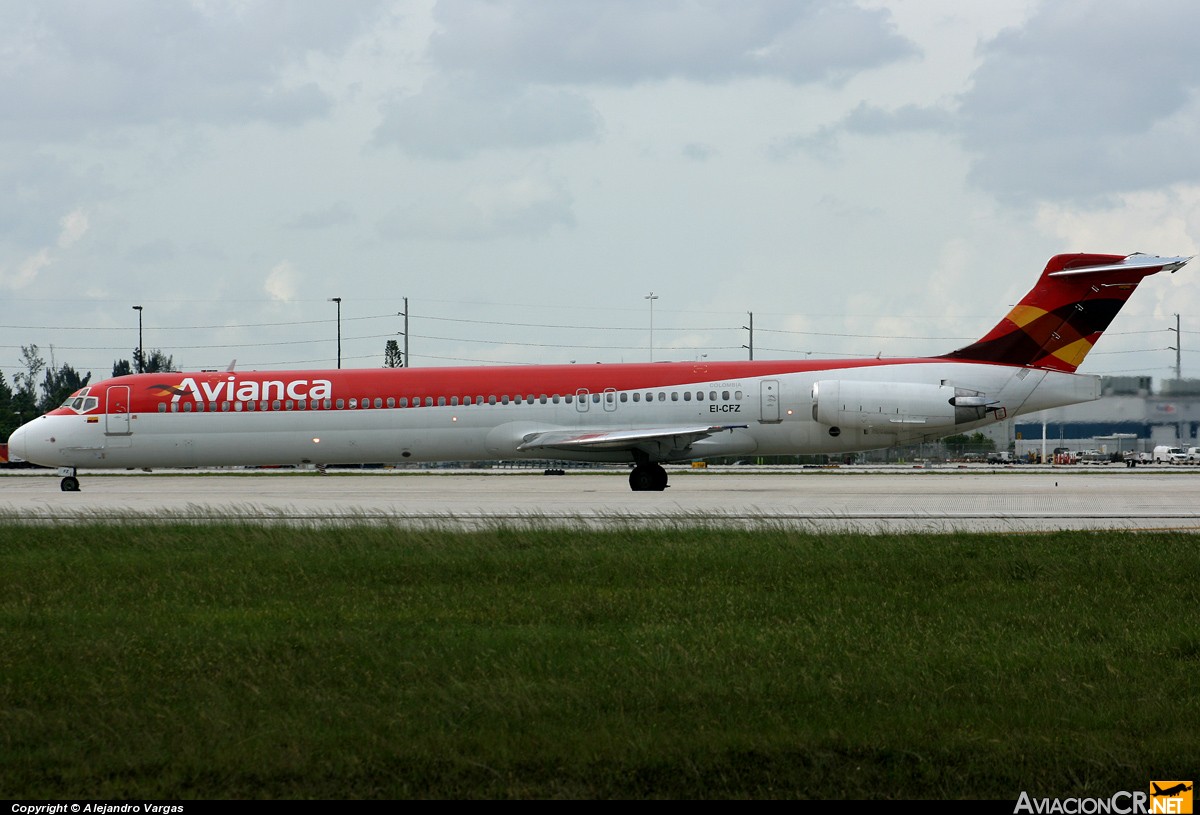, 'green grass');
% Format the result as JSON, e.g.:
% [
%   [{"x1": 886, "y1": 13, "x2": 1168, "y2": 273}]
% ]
[{"x1": 1, "y1": 524, "x2": 1197, "y2": 798}]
